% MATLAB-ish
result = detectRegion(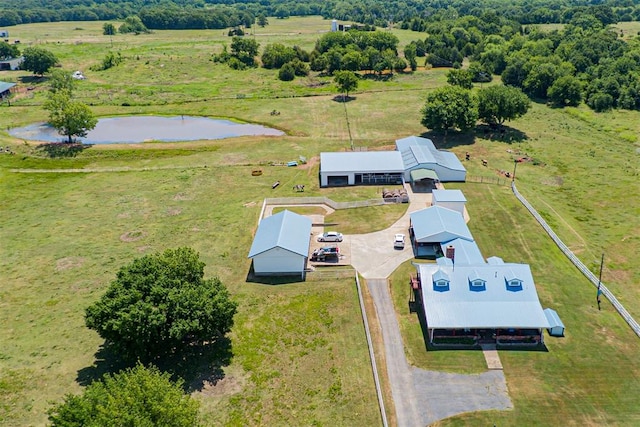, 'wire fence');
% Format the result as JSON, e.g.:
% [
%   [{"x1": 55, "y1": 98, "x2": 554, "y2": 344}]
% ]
[
  {"x1": 305, "y1": 268, "x2": 356, "y2": 281},
  {"x1": 512, "y1": 182, "x2": 640, "y2": 339},
  {"x1": 466, "y1": 175, "x2": 511, "y2": 186},
  {"x1": 265, "y1": 196, "x2": 386, "y2": 210}
]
